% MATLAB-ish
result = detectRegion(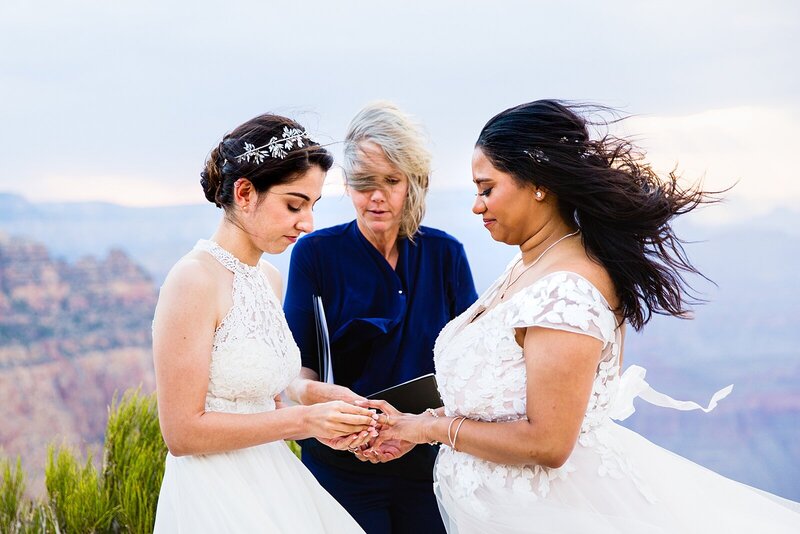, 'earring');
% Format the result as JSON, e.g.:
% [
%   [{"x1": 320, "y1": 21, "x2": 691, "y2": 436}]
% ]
[{"x1": 535, "y1": 191, "x2": 543, "y2": 200}]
